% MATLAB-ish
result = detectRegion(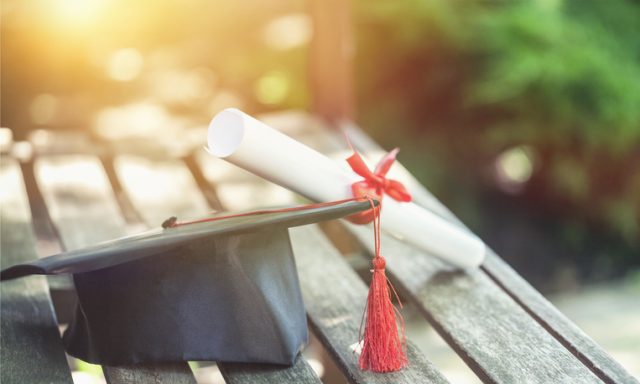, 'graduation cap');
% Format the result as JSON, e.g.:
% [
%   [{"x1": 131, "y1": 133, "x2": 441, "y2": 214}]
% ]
[{"x1": 1, "y1": 199, "x2": 374, "y2": 366}]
